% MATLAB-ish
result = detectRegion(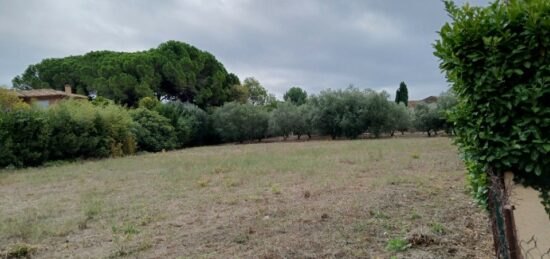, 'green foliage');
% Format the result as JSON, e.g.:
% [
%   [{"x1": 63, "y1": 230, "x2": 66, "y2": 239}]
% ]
[
  {"x1": 283, "y1": 87, "x2": 308, "y2": 106},
  {"x1": 269, "y1": 102, "x2": 301, "y2": 139},
  {"x1": 138, "y1": 97, "x2": 160, "y2": 110},
  {"x1": 429, "y1": 222, "x2": 446, "y2": 235},
  {"x1": 386, "y1": 238, "x2": 410, "y2": 252},
  {"x1": 394, "y1": 81, "x2": 409, "y2": 106},
  {"x1": 434, "y1": 0, "x2": 550, "y2": 214},
  {"x1": 228, "y1": 84, "x2": 250, "y2": 104},
  {"x1": 309, "y1": 87, "x2": 408, "y2": 139},
  {"x1": 364, "y1": 91, "x2": 393, "y2": 137},
  {"x1": 0, "y1": 100, "x2": 137, "y2": 168},
  {"x1": 413, "y1": 103, "x2": 443, "y2": 137},
  {"x1": 95, "y1": 103, "x2": 137, "y2": 157},
  {"x1": 212, "y1": 102, "x2": 269, "y2": 143},
  {"x1": 130, "y1": 108, "x2": 177, "y2": 152},
  {"x1": 263, "y1": 94, "x2": 279, "y2": 111},
  {"x1": 0, "y1": 109, "x2": 50, "y2": 167},
  {"x1": 242, "y1": 77, "x2": 268, "y2": 106},
  {"x1": 311, "y1": 87, "x2": 369, "y2": 139},
  {"x1": 13, "y1": 41, "x2": 237, "y2": 108},
  {"x1": 295, "y1": 103, "x2": 316, "y2": 139},
  {"x1": 47, "y1": 100, "x2": 106, "y2": 159},
  {"x1": 155, "y1": 101, "x2": 214, "y2": 147},
  {"x1": 5, "y1": 243, "x2": 38, "y2": 258},
  {"x1": 91, "y1": 96, "x2": 114, "y2": 107},
  {"x1": 436, "y1": 91, "x2": 458, "y2": 134},
  {"x1": 0, "y1": 87, "x2": 30, "y2": 112},
  {"x1": 48, "y1": 100, "x2": 136, "y2": 160},
  {"x1": 387, "y1": 102, "x2": 412, "y2": 135}
]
